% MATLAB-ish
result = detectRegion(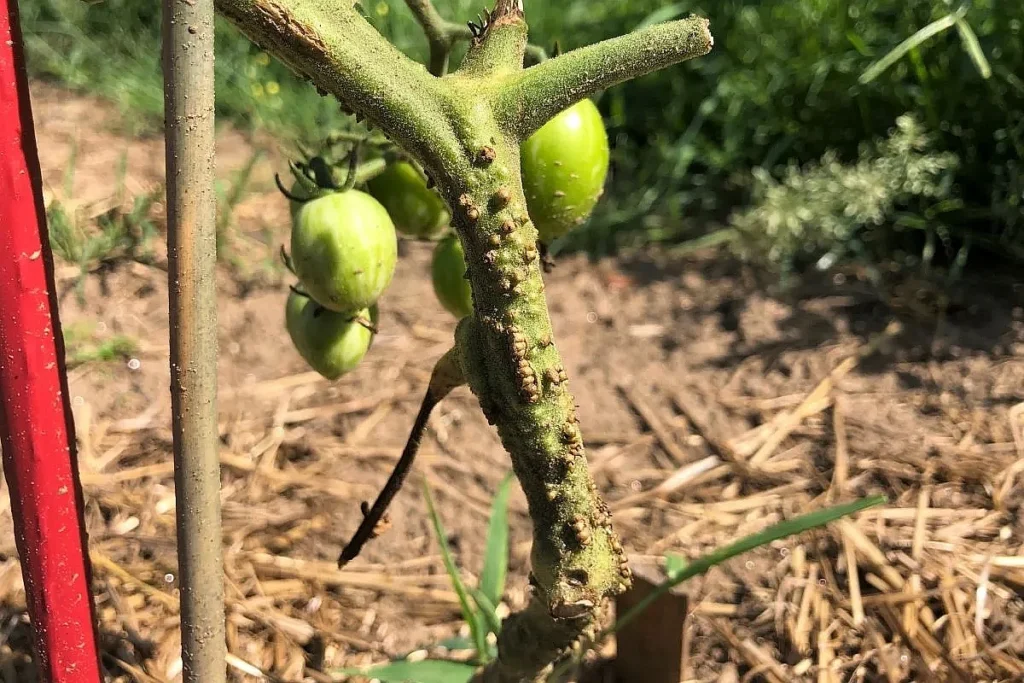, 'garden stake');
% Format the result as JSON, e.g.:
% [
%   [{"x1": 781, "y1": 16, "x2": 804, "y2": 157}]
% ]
[
  {"x1": 162, "y1": 0, "x2": 227, "y2": 679},
  {"x1": 0, "y1": 0, "x2": 103, "y2": 678}
]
